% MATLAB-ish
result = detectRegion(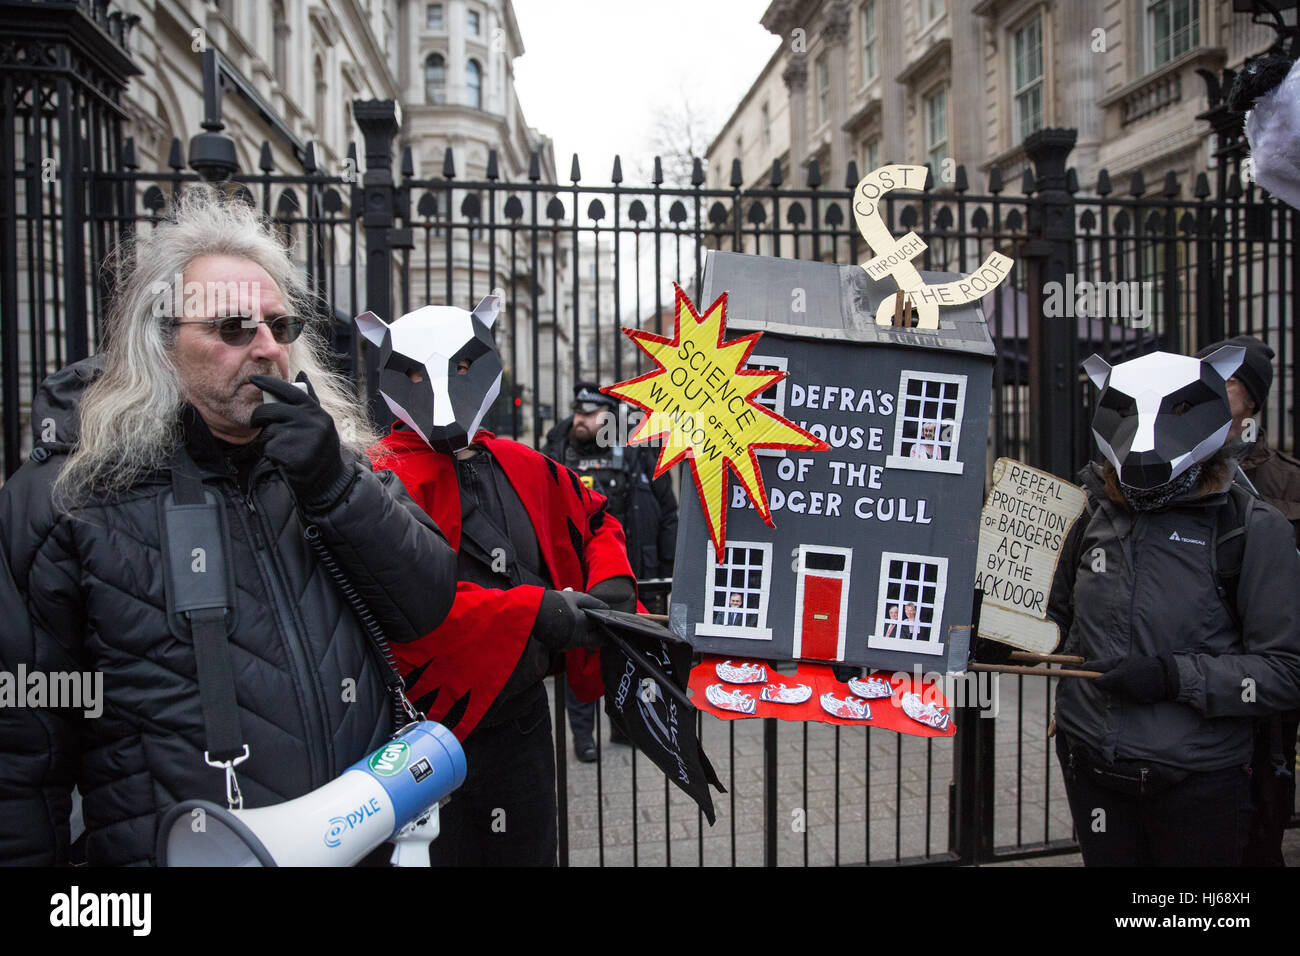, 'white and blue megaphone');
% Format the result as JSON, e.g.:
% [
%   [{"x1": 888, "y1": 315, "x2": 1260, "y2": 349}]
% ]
[{"x1": 157, "y1": 721, "x2": 466, "y2": 867}]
